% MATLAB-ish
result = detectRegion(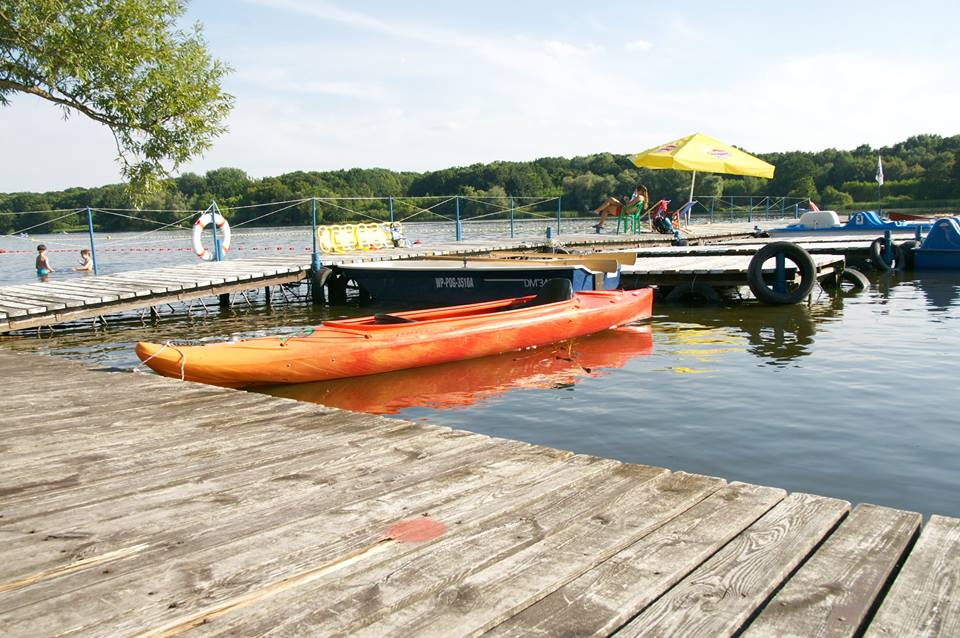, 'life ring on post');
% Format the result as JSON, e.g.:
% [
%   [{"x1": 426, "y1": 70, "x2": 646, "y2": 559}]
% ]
[{"x1": 192, "y1": 212, "x2": 231, "y2": 261}]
